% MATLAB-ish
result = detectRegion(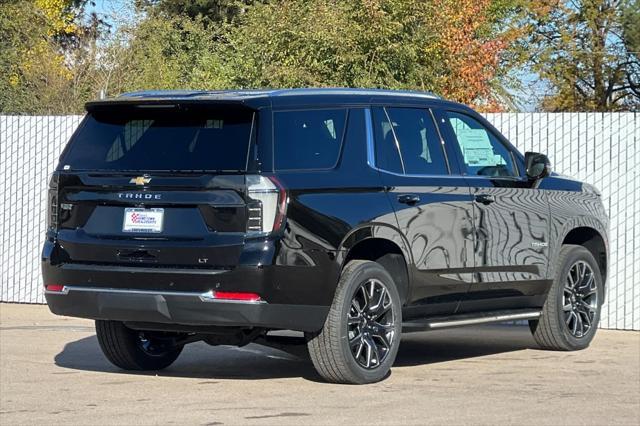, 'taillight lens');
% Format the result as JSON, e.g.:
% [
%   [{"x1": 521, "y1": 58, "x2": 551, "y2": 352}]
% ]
[
  {"x1": 246, "y1": 175, "x2": 287, "y2": 235},
  {"x1": 47, "y1": 173, "x2": 59, "y2": 232}
]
